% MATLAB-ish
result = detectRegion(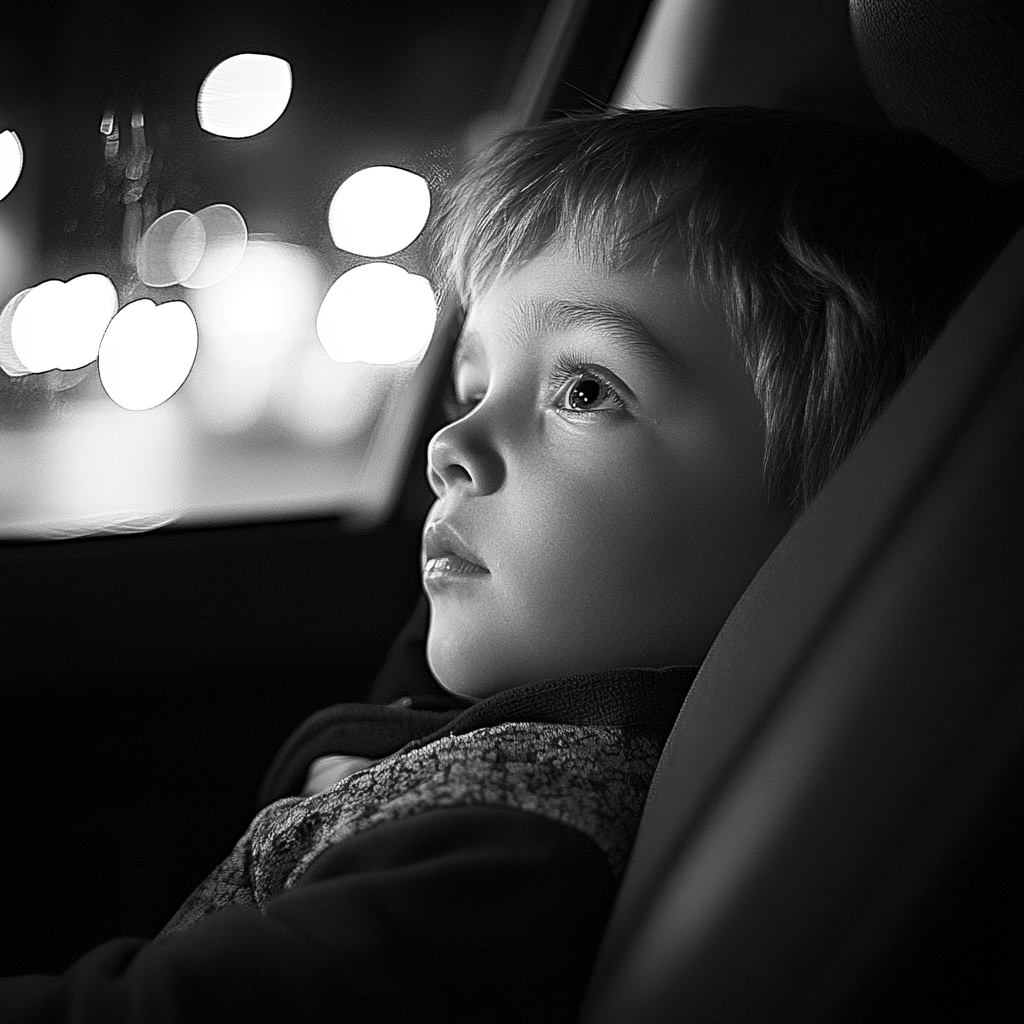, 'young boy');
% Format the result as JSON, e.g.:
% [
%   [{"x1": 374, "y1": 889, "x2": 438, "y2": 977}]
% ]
[{"x1": 2, "y1": 107, "x2": 1019, "y2": 1022}]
